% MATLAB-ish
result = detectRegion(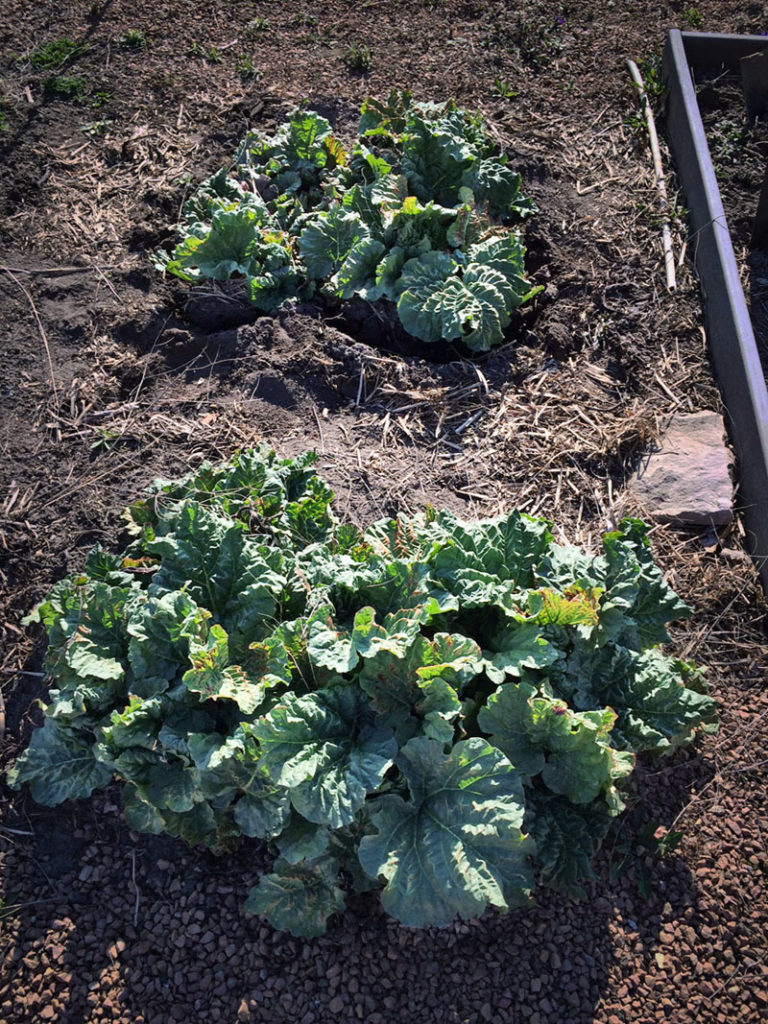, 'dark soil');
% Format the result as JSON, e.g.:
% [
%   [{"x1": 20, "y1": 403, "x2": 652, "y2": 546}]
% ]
[{"x1": 2, "y1": 3, "x2": 768, "y2": 1023}]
